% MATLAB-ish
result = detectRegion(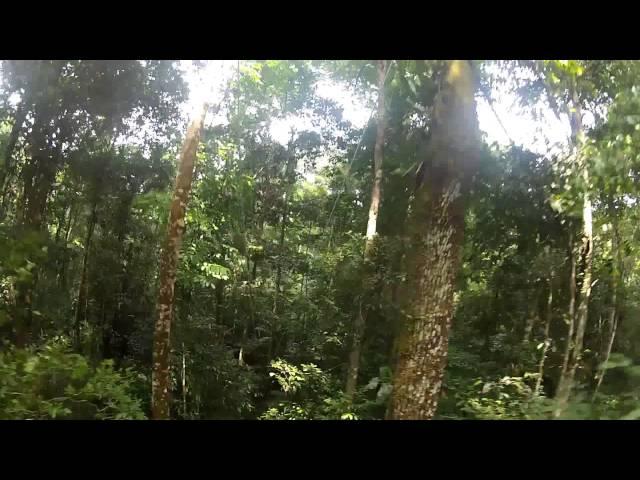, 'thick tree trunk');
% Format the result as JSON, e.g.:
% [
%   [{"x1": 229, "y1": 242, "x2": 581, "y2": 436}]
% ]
[
  {"x1": 387, "y1": 60, "x2": 480, "y2": 420},
  {"x1": 346, "y1": 59, "x2": 387, "y2": 399},
  {"x1": 152, "y1": 104, "x2": 208, "y2": 420}
]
